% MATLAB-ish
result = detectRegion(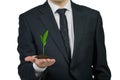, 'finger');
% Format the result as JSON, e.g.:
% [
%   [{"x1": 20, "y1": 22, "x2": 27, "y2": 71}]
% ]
[
  {"x1": 39, "y1": 59, "x2": 53, "y2": 67},
  {"x1": 50, "y1": 62, "x2": 56, "y2": 66},
  {"x1": 38, "y1": 59, "x2": 49, "y2": 67},
  {"x1": 45, "y1": 59, "x2": 52, "y2": 66},
  {"x1": 41, "y1": 59, "x2": 49, "y2": 66},
  {"x1": 46, "y1": 59, "x2": 56, "y2": 66},
  {"x1": 35, "y1": 59, "x2": 47, "y2": 66},
  {"x1": 50, "y1": 59, "x2": 56, "y2": 63},
  {"x1": 46, "y1": 59, "x2": 51, "y2": 62},
  {"x1": 34, "y1": 59, "x2": 56, "y2": 68},
  {"x1": 25, "y1": 56, "x2": 36, "y2": 62}
]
